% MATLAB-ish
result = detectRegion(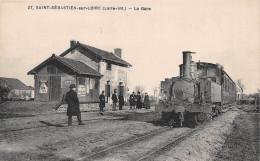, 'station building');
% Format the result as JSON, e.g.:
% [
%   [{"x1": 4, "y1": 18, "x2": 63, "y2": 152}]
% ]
[{"x1": 28, "y1": 41, "x2": 132, "y2": 106}]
